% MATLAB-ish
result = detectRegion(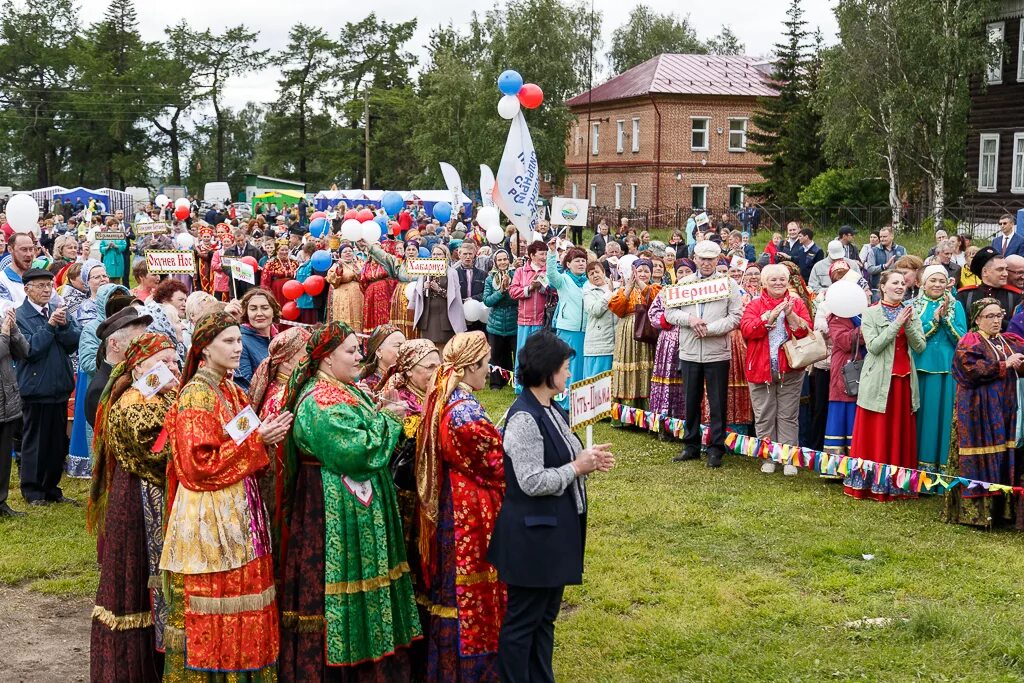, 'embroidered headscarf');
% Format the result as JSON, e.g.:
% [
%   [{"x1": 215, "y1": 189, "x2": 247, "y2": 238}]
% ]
[
  {"x1": 180, "y1": 311, "x2": 240, "y2": 385},
  {"x1": 359, "y1": 323, "x2": 402, "y2": 387},
  {"x1": 249, "y1": 326, "x2": 311, "y2": 412},
  {"x1": 87, "y1": 333, "x2": 175, "y2": 535},
  {"x1": 143, "y1": 301, "x2": 186, "y2": 366},
  {"x1": 416, "y1": 331, "x2": 490, "y2": 579},
  {"x1": 782, "y1": 260, "x2": 815, "y2": 313},
  {"x1": 377, "y1": 338, "x2": 438, "y2": 400},
  {"x1": 969, "y1": 297, "x2": 1001, "y2": 330}
]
